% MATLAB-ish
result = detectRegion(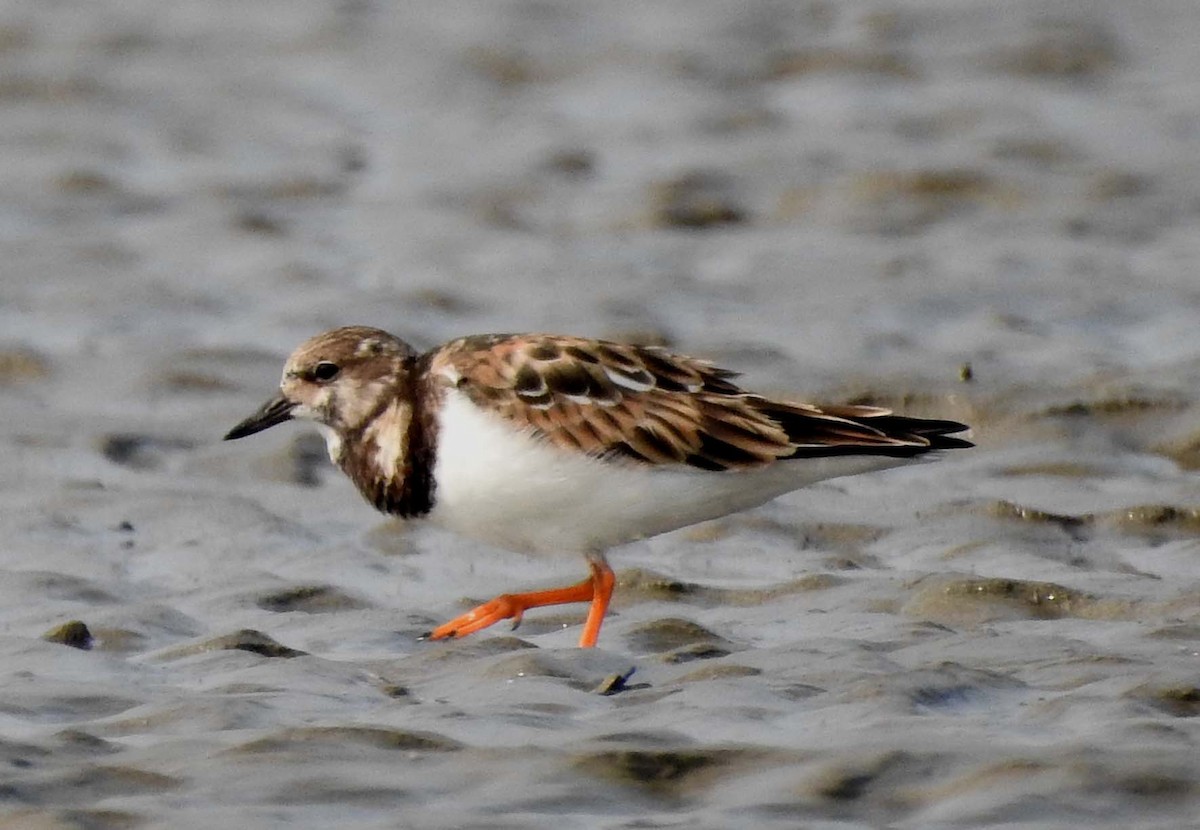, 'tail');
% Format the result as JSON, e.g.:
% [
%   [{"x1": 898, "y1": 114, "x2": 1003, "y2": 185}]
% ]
[{"x1": 754, "y1": 401, "x2": 973, "y2": 459}]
